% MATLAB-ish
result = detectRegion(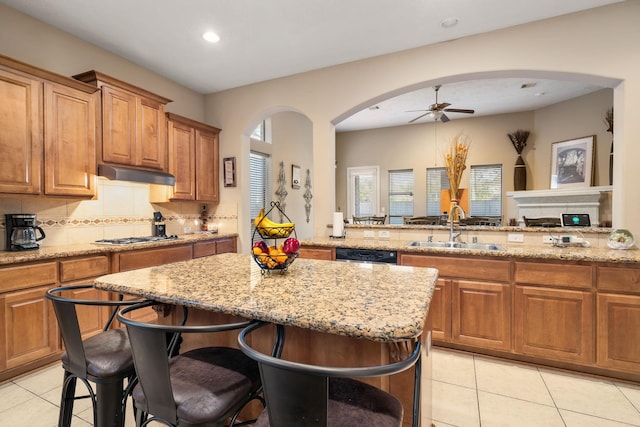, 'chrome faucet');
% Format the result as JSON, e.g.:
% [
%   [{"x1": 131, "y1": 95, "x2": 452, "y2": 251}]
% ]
[{"x1": 449, "y1": 205, "x2": 467, "y2": 242}]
